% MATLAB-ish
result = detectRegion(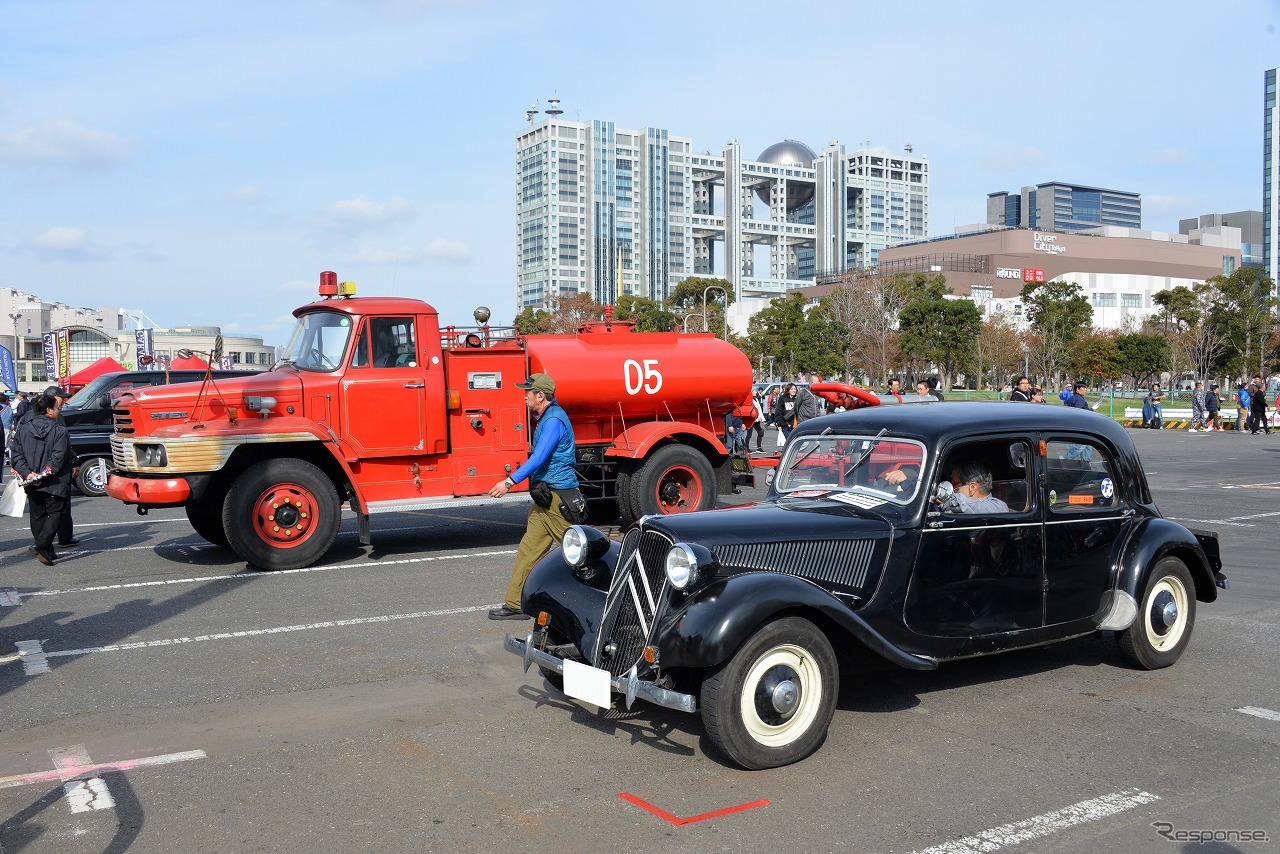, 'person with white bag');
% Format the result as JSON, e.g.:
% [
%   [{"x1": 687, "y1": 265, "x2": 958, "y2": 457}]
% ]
[{"x1": 9, "y1": 389, "x2": 72, "y2": 566}]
